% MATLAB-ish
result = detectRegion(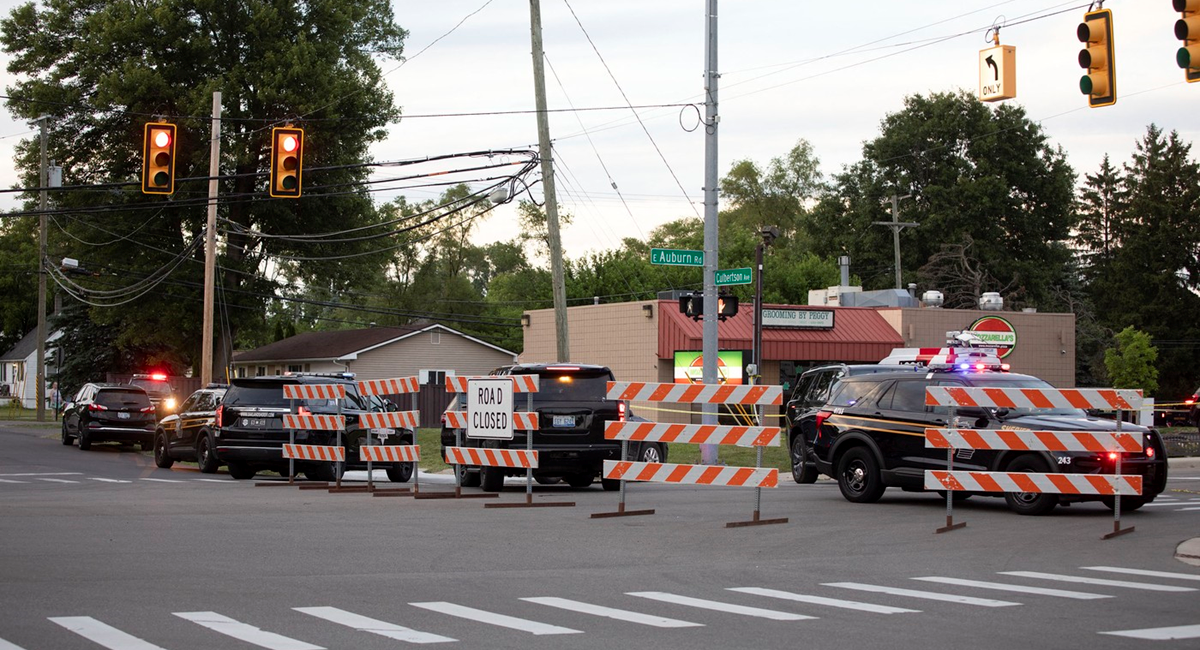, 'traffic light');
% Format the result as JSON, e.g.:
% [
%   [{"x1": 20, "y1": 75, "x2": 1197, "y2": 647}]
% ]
[
  {"x1": 1176, "y1": 0, "x2": 1200, "y2": 83},
  {"x1": 141, "y1": 122, "x2": 176, "y2": 195},
  {"x1": 717, "y1": 294, "x2": 738, "y2": 318},
  {"x1": 269, "y1": 126, "x2": 304, "y2": 198},
  {"x1": 678, "y1": 292, "x2": 738, "y2": 321},
  {"x1": 1077, "y1": 8, "x2": 1116, "y2": 107}
]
